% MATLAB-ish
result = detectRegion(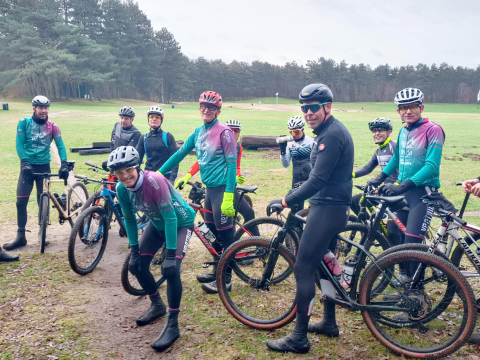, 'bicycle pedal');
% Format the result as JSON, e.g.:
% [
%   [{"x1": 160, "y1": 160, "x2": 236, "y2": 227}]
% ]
[{"x1": 202, "y1": 263, "x2": 209, "y2": 268}]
